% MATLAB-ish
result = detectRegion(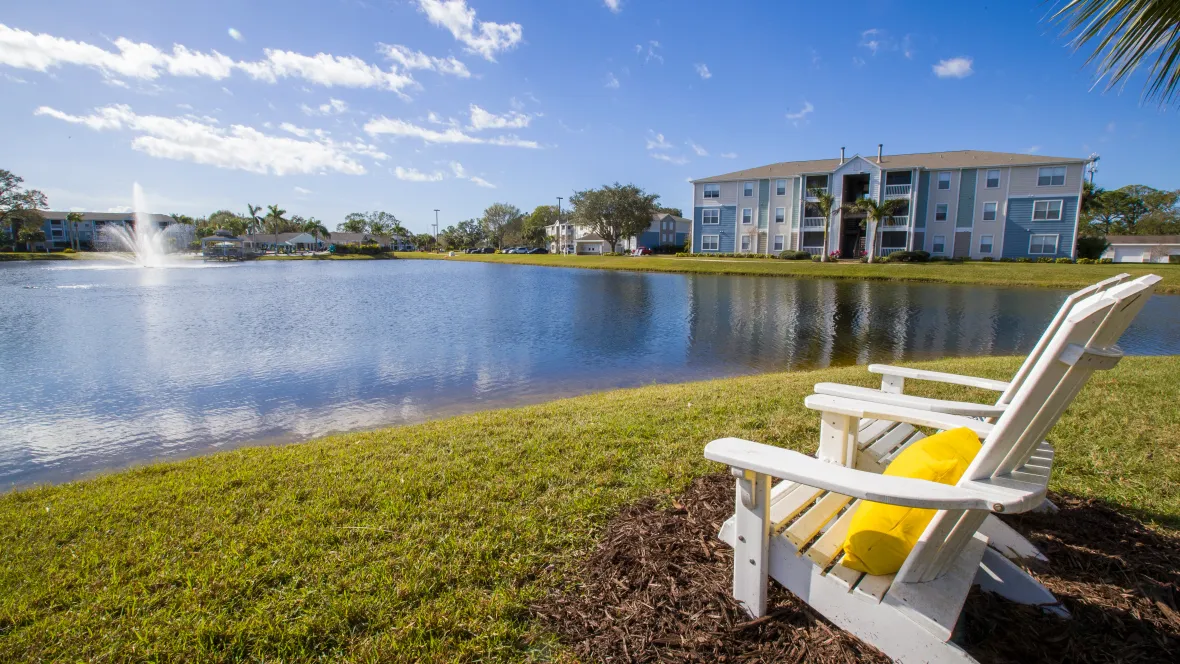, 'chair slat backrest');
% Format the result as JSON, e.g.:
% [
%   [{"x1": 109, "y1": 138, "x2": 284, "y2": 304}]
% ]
[
  {"x1": 966, "y1": 274, "x2": 1160, "y2": 482},
  {"x1": 997, "y1": 273, "x2": 1129, "y2": 406}
]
